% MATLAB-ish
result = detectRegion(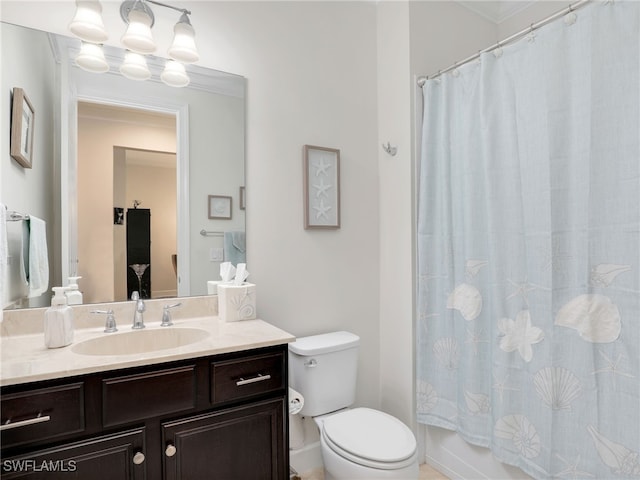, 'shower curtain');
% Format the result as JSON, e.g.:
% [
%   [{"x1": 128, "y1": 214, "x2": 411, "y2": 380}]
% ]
[{"x1": 416, "y1": 2, "x2": 639, "y2": 479}]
